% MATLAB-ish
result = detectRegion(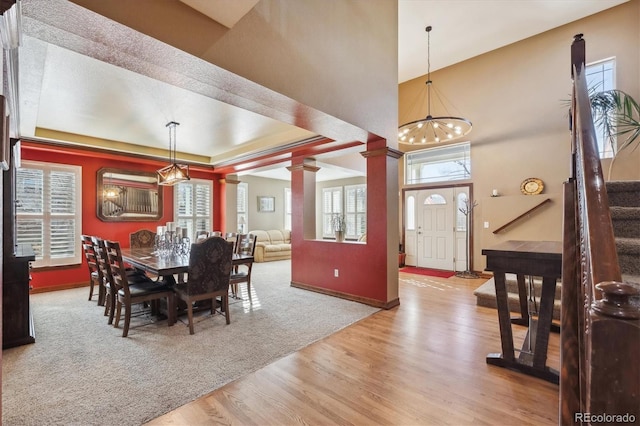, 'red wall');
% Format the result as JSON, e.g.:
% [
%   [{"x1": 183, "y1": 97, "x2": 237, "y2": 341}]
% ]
[
  {"x1": 290, "y1": 138, "x2": 393, "y2": 305},
  {"x1": 20, "y1": 141, "x2": 221, "y2": 291}
]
